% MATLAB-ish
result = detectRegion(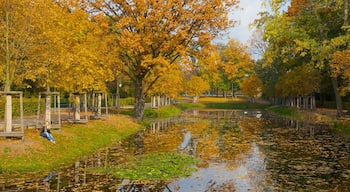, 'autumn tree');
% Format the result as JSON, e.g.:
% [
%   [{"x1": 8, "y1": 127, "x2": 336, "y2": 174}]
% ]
[
  {"x1": 83, "y1": 0, "x2": 238, "y2": 120},
  {"x1": 195, "y1": 47, "x2": 221, "y2": 95},
  {"x1": 147, "y1": 64, "x2": 185, "y2": 106},
  {"x1": 0, "y1": 0, "x2": 34, "y2": 133},
  {"x1": 330, "y1": 49, "x2": 350, "y2": 112},
  {"x1": 185, "y1": 75, "x2": 210, "y2": 103},
  {"x1": 25, "y1": 1, "x2": 114, "y2": 122},
  {"x1": 219, "y1": 39, "x2": 254, "y2": 97},
  {"x1": 240, "y1": 75, "x2": 262, "y2": 103},
  {"x1": 274, "y1": 65, "x2": 321, "y2": 108},
  {"x1": 256, "y1": 0, "x2": 349, "y2": 113}
]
